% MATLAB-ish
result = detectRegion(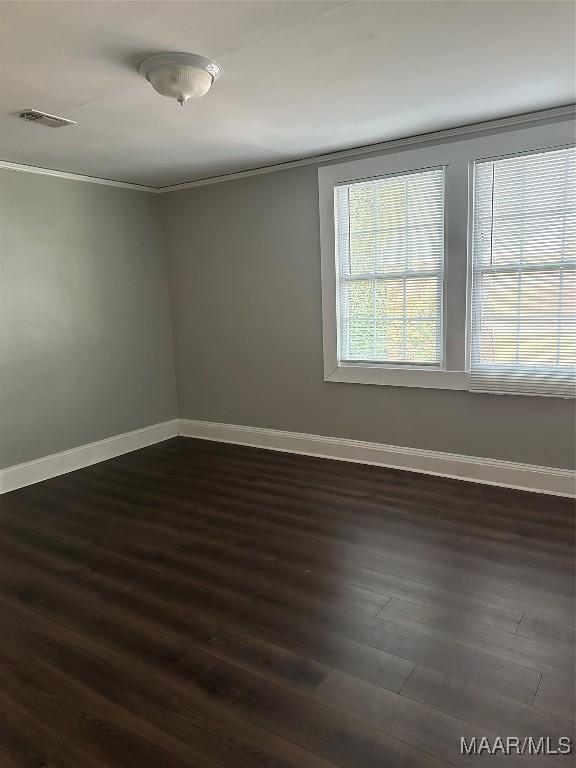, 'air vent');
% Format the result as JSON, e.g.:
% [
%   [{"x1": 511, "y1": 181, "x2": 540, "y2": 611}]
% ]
[{"x1": 18, "y1": 109, "x2": 76, "y2": 128}]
